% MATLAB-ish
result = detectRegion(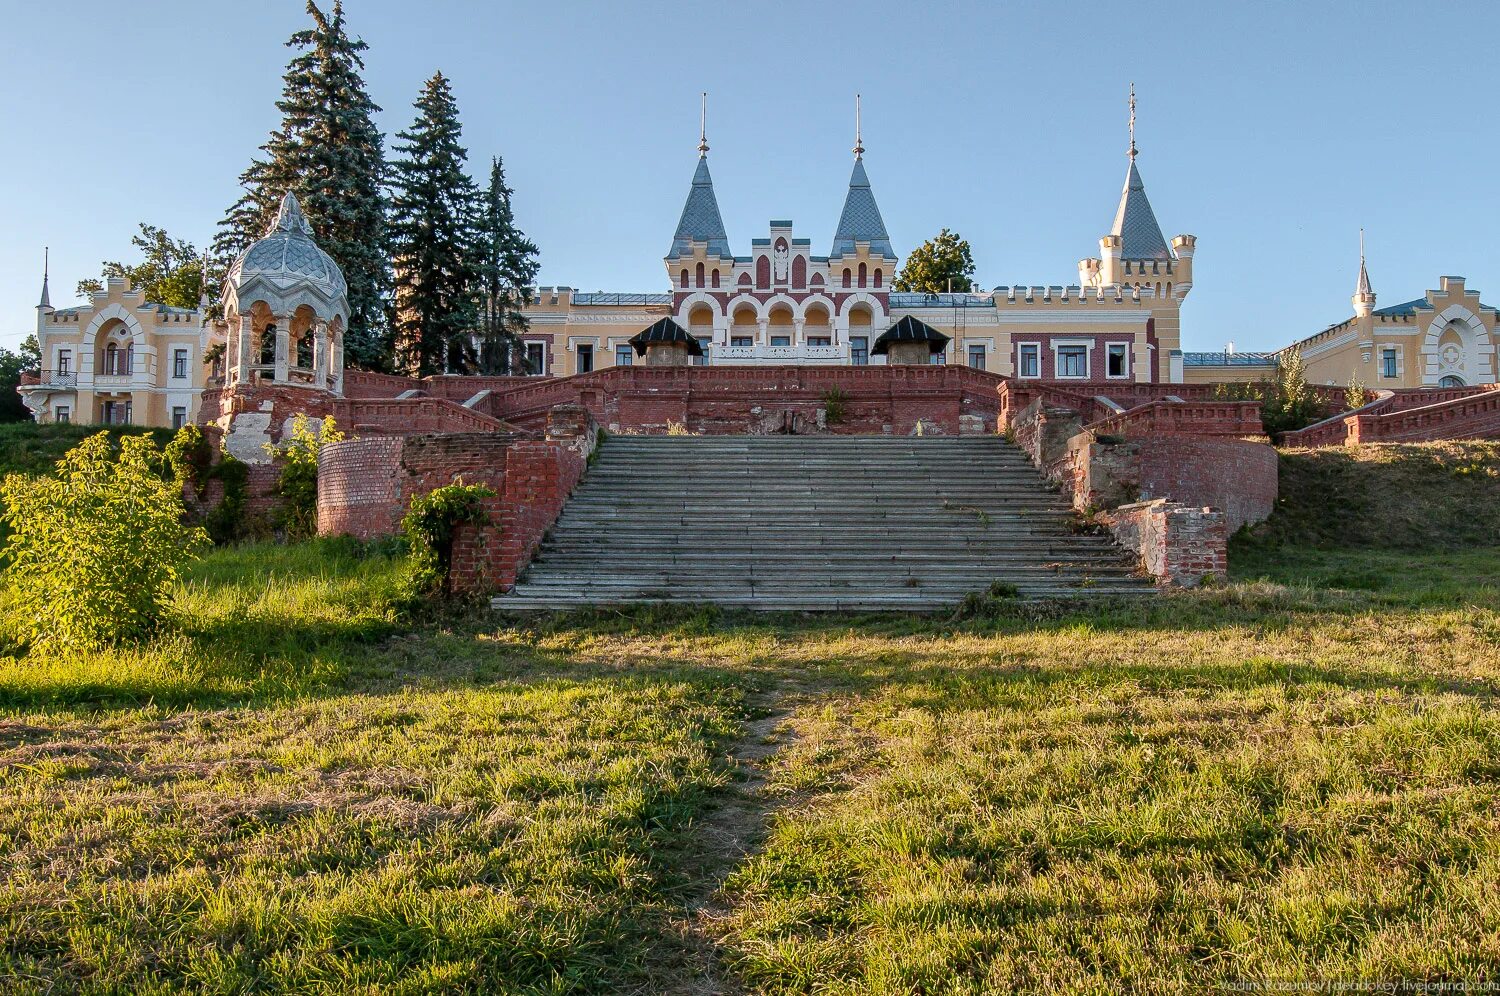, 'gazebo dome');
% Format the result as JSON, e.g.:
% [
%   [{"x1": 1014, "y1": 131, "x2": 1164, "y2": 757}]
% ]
[{"x1": 226, "y1": 191, "x2": 347, "y2": 308}]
